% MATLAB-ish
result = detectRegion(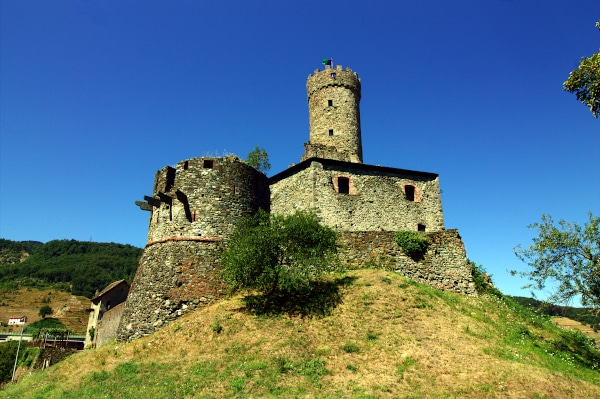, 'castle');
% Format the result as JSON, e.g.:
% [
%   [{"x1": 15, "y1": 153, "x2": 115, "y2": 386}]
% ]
[{"x1": 114, "y1": 64, "x2": 475, "y2": 342}]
